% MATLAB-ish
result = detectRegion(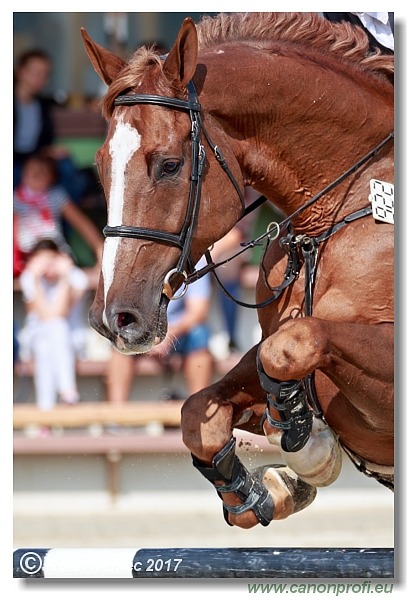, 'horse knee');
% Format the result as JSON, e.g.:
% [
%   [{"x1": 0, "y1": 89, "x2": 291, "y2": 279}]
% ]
[
  {"x1": 181, "y1": 389, "x2": 233, "y2": 461},
  {"x1": 259, "y1": 317, "x2": 331, "y2": 381},
  {"x1": 181, "y1": 393, "x2": 204, "y2": 452}
]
